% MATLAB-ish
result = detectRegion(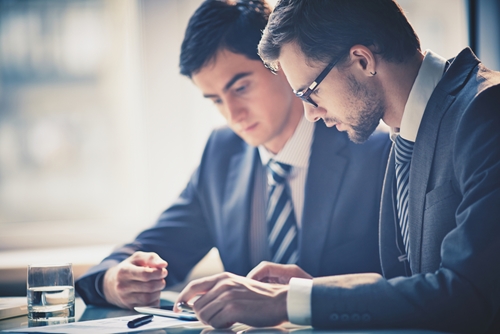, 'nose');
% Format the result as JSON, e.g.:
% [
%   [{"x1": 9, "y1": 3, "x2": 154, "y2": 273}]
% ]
[
  {"x1": 304, "y1": 103, "x2": 326, "y2": 123},
  {"x1": 225, "y1": 97, "x2": 247, "y2": 124}
]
